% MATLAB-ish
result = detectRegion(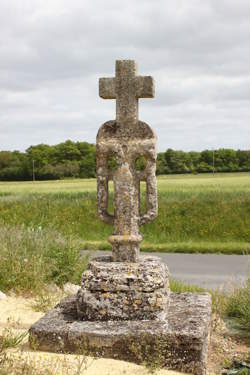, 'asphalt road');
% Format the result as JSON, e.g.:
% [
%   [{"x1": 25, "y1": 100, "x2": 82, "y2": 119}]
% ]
[{"x1": 89, "y1": 251, "x2": 249, "y2": 289}]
